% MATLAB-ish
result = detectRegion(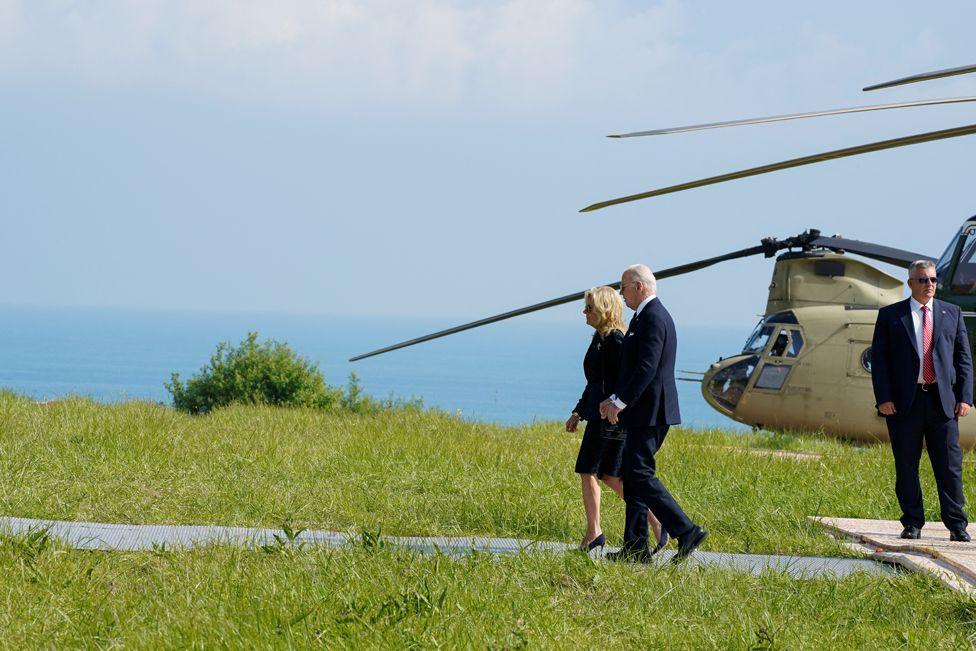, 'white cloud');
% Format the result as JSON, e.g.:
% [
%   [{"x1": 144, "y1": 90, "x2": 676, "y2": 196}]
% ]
[
  {"x1": 5, "y1": 1, "x2": 967, "y2": 122},
  {"x1": 0, "y1": 0, "x2": 690, "y2": 114}
]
